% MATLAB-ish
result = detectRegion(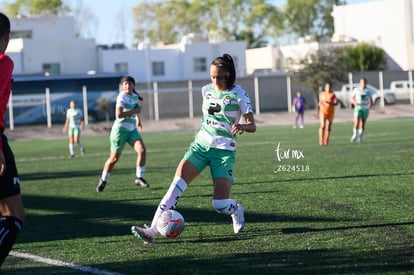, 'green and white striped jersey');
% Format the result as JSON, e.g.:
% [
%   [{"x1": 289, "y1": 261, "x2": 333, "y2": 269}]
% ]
[
  {"x1": 353, "y1": 87, "x2": 372, "y2": 110},
  {"x1": 195, "y1": 83, "x2": 253, "y2": 151},
  {"x1": 112, "y1": 92, "x2": 139, "y2": 131},
  {"x1": 66, "y1": 108, "x2": 83, "y2": 128}
]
